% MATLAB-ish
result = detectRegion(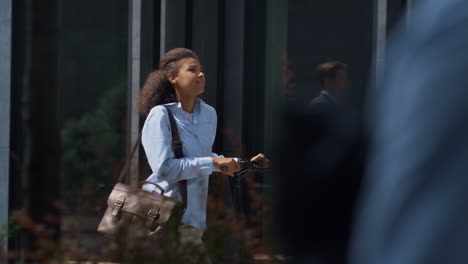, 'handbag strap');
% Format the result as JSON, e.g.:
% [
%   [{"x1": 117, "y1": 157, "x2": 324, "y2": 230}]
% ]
[
  {"x1": 162, "y1": 105, "x2": 188, "y2": 210},
  {"x1": 116, "y1": 136, "x2": 141, "y2": 184},
  {"x1": 115, "y1": 105, "x2": 188, "y2": 210}
]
